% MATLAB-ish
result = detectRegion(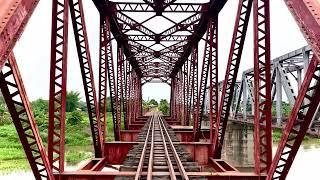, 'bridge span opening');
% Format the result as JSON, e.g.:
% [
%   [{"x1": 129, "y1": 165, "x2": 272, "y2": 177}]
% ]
[{"x1": 1, "y1": 0, "x2": 320, "y2": 179}]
